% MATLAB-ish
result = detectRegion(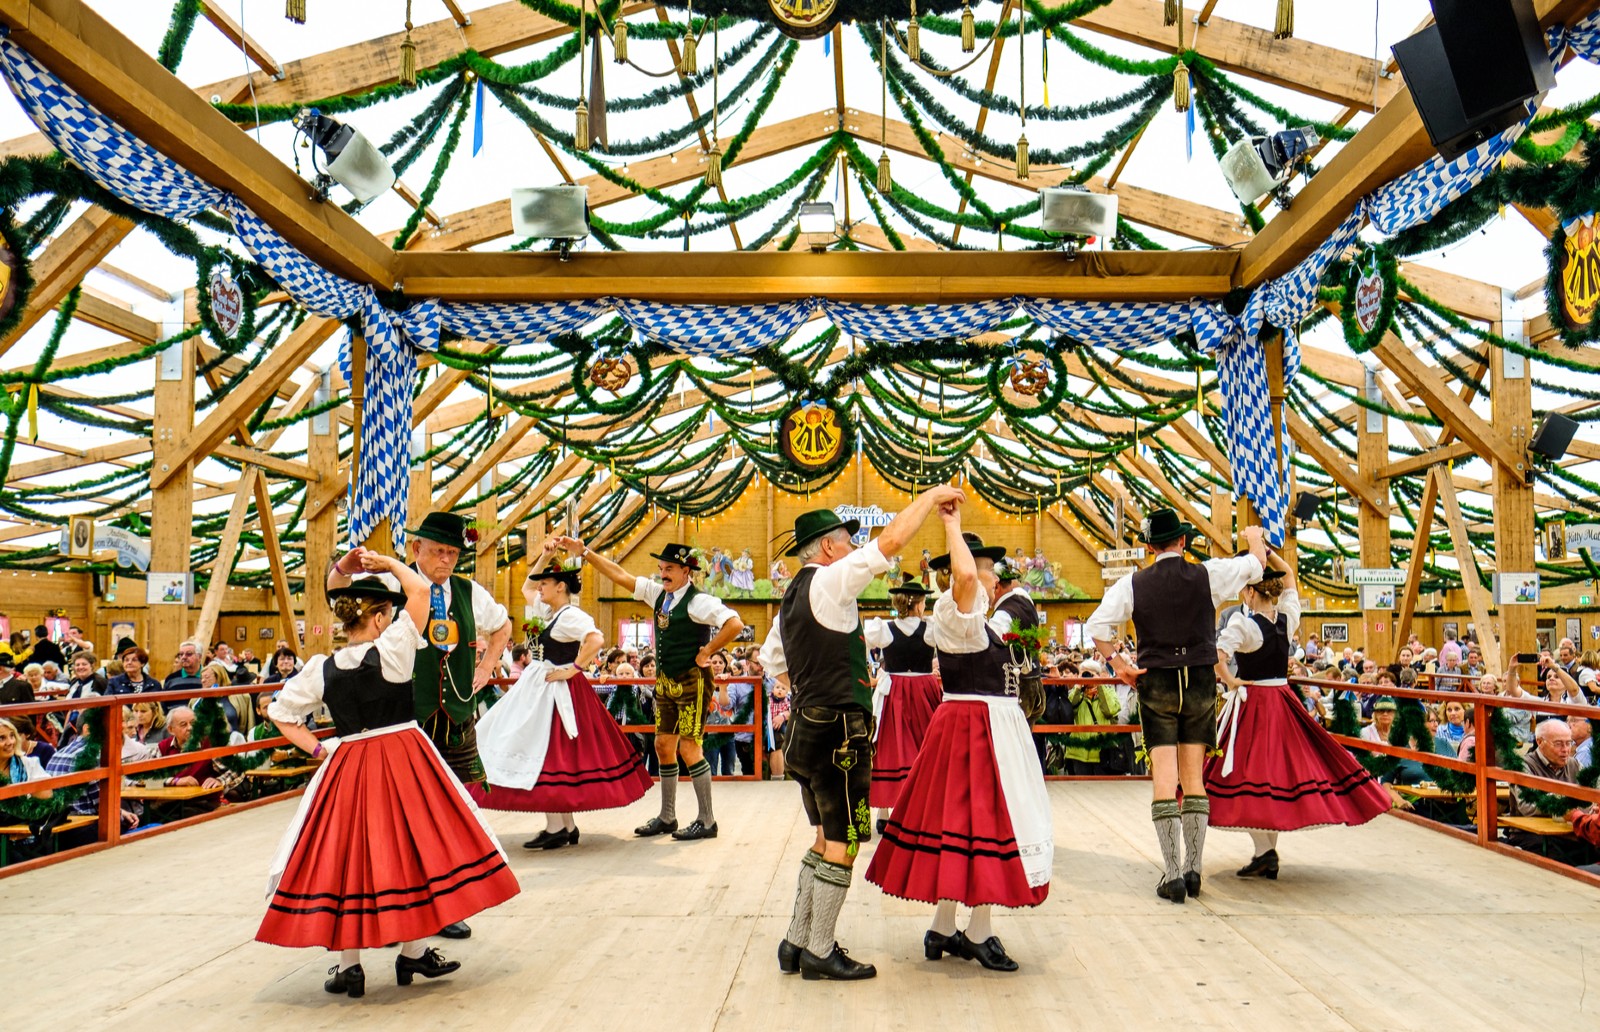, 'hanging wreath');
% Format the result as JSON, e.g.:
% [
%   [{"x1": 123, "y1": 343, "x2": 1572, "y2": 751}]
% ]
[
  {"x1": 777, "y1": 397, "x2": 856, "y2": 477},
  {"x1": 1339, "y1": 246, "x2": 1397, "y2": 355},
  {"x1": 1545, "y1": 212, "x2": 1600, "y2": 349},
  {"x1": 195, "y1": 247, "x2": 258, "y2": 352},
  {"x1": 570, "y1": 341, "x2": 654, "y2": 414},
  {"x1": 0, "y1": 210, "x2": 34, "y2": 344},
  {"x1": 987, "y1": 347, "x2": 1068, "y2": 417}
]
